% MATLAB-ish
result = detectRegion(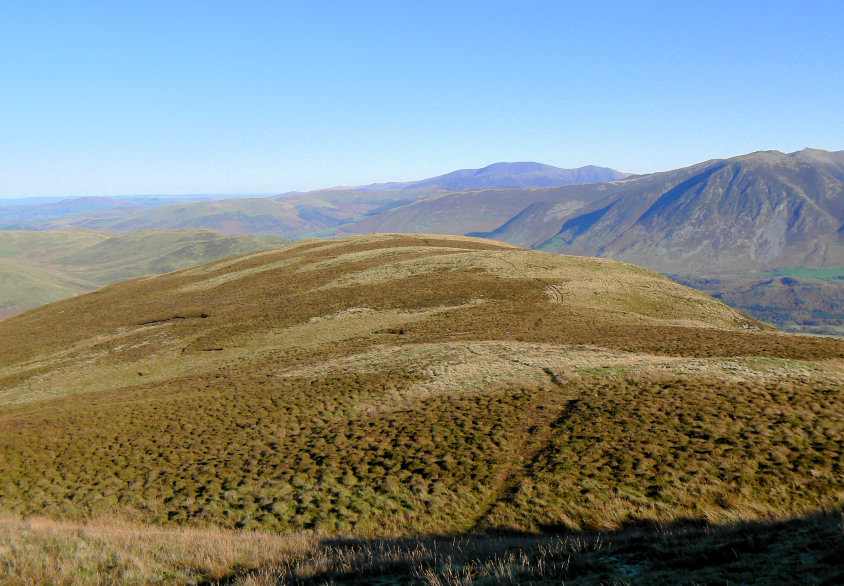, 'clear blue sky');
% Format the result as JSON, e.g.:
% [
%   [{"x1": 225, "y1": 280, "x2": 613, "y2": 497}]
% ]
[{"x1": 2, "y1": 1, "x2": 843, "y2": 198}]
